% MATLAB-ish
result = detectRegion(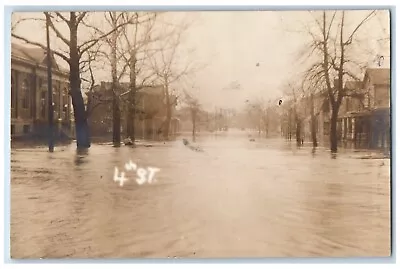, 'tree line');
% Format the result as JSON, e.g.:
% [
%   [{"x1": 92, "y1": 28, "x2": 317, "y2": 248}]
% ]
[
  {"x1": 279, "y1": 10, "x2": 389, "y2": 153},
  {"x1": 12, "y1": 11, "x2": 202, "y2": 148}
]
